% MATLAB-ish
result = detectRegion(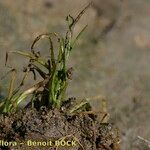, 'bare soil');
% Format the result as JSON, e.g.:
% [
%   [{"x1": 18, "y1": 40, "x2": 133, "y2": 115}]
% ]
[{"x1": 0, "y1": 100, "x2": 120, "y2": 150}]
